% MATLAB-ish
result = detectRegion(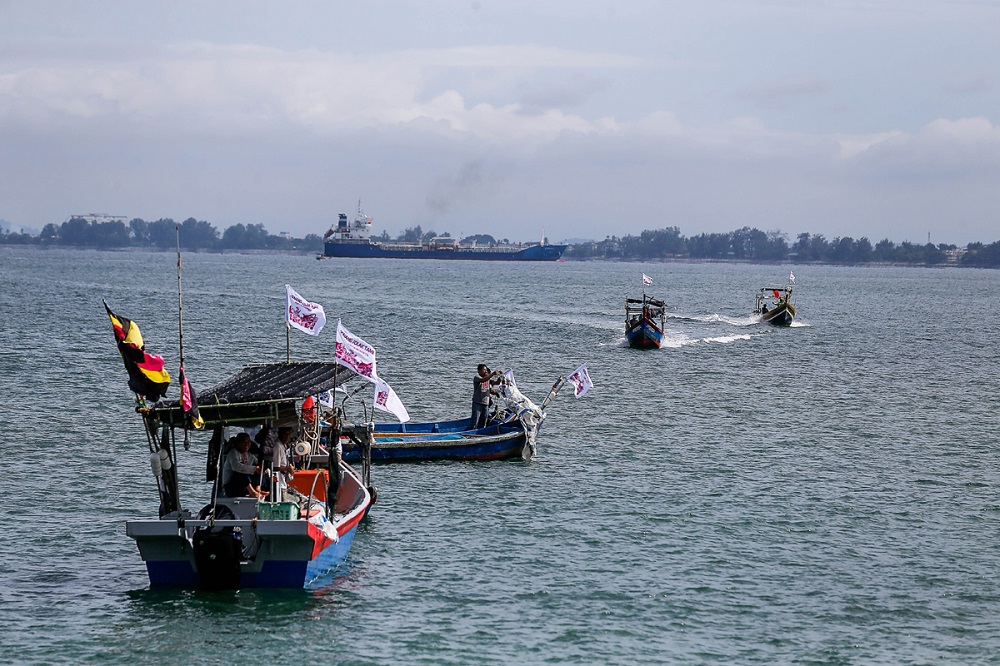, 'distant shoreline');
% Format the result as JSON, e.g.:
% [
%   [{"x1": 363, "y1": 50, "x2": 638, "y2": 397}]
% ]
[{"x1": 2, "y1": 243, "x2": 989, "y2": 268}]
